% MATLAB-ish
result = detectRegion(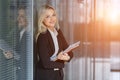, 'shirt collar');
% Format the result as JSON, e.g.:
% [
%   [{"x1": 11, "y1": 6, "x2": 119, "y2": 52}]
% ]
[{"x1": 48, "y1": 28, "x2": 58, "y2": 36}]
